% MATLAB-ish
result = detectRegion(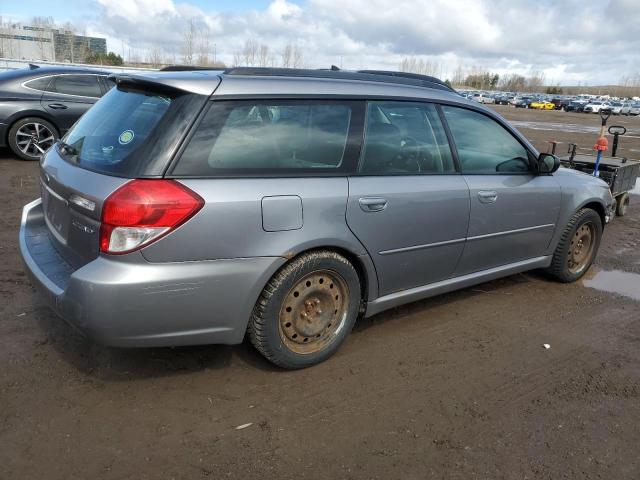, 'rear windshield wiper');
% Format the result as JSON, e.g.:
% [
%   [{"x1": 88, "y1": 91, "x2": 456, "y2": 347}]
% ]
[{"x1": 58, "y1": 140, "x2": 78, "y2": 156}]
